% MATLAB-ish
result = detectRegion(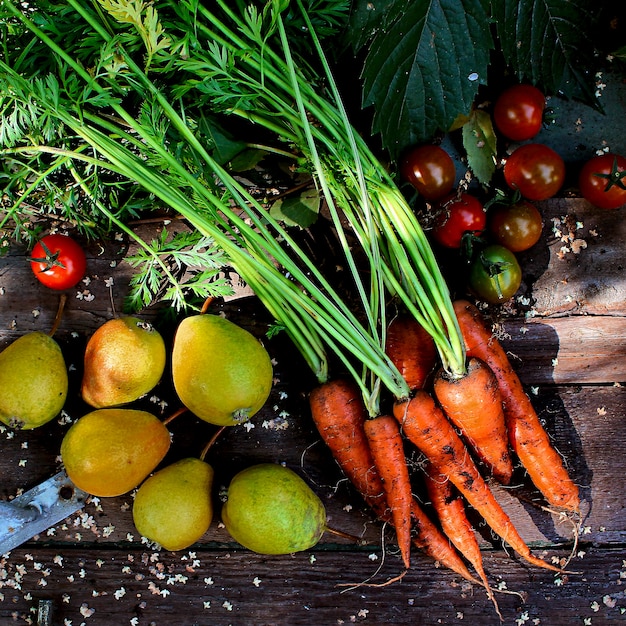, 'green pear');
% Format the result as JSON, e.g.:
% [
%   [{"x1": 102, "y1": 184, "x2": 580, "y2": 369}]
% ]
[
  {"x1": 0, "y1": 332, "x2": 68, "y2": 429},
  {"x1": 221, "y1": 463, "x2": 326, "y2": 554},
  {"x1": 171, "y1": 314, "x2": 273, "y2": 426},
  {"x1": 61, "y1": 408, "x2": 171, "y2": 497},
  {"x1": 133, "y1": 457, "x2": 214, "y2": 551},
  {"x1": 81, "y1": 316, "x2": 166, "y2": 408}
]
